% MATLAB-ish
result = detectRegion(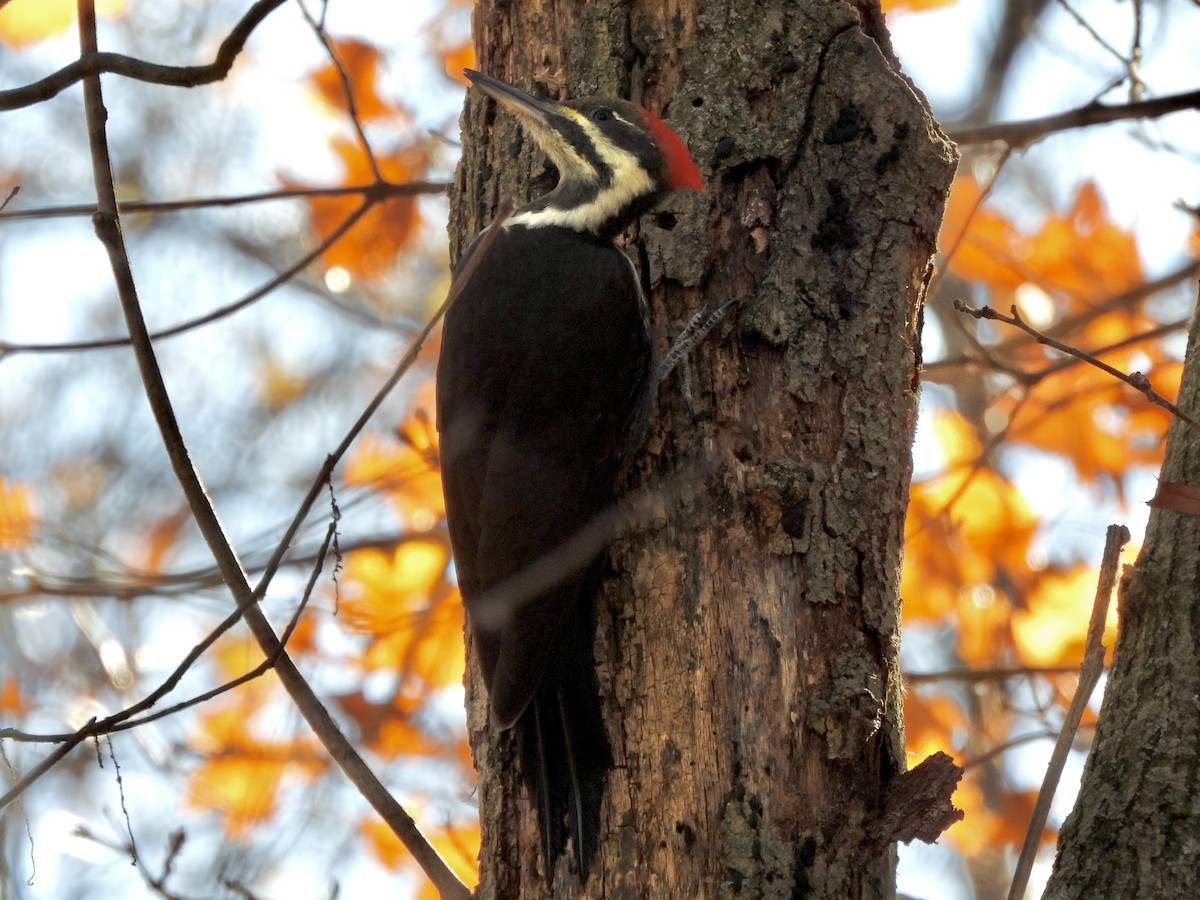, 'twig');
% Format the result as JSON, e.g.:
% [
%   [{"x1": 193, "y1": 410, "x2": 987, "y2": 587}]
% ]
[
  {"x1": 0, "y1": 722, "x2": 95, "y2": 810},
  {"x1": 0, "y1": 185, "x2": 18, "y2": 212},
  {"x1": 1, "y1": 198, "x2": 374, "y2": 356},
  {"x1": 0, "y1": 0, "x2": 287, "y2": 111},
  {"x1": 924, "y1": 259, "x2": 1200, "y2": 377},
  {"x1": 296, "y1": 1, "x2": 383, "y2": 181},
  {"x1": 954, "y1": 300, "x2": 1200, "y2": 435},
  {"x1": 1006, "y1": 524, "x2": 1129, "y2": 900},
  {"x1": 1053, "y1": 0, "x2": 1137, "y2": 84},
  {"x1": 73, "y1": 4, "x2": 470, "y2": 896},
  {"x1": 949, "y1": 86, "x2": 1200, "y2": 147},
  {"x1": 905, "y1": 665, "x2": 1087, "y2": 685},
  {"x1": 0, "y1": 180, "x2": 447, "y2": 222}
]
